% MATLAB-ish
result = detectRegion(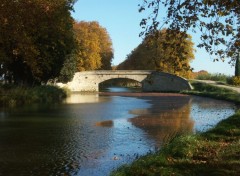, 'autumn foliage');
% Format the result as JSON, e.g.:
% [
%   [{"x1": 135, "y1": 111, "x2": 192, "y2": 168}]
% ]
[
  {"x1": 0, "y1": 1, "x2": 114, "y2": 85},
  {"x1": 0, "y1": 0, "x2": 76, "y2": 84},
  {"x1": 117, "y1": 29, "x2": 195, "y2": 78},
  {"x1": 73, "y1": 21, "x2": 114, "y2": 71}
]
